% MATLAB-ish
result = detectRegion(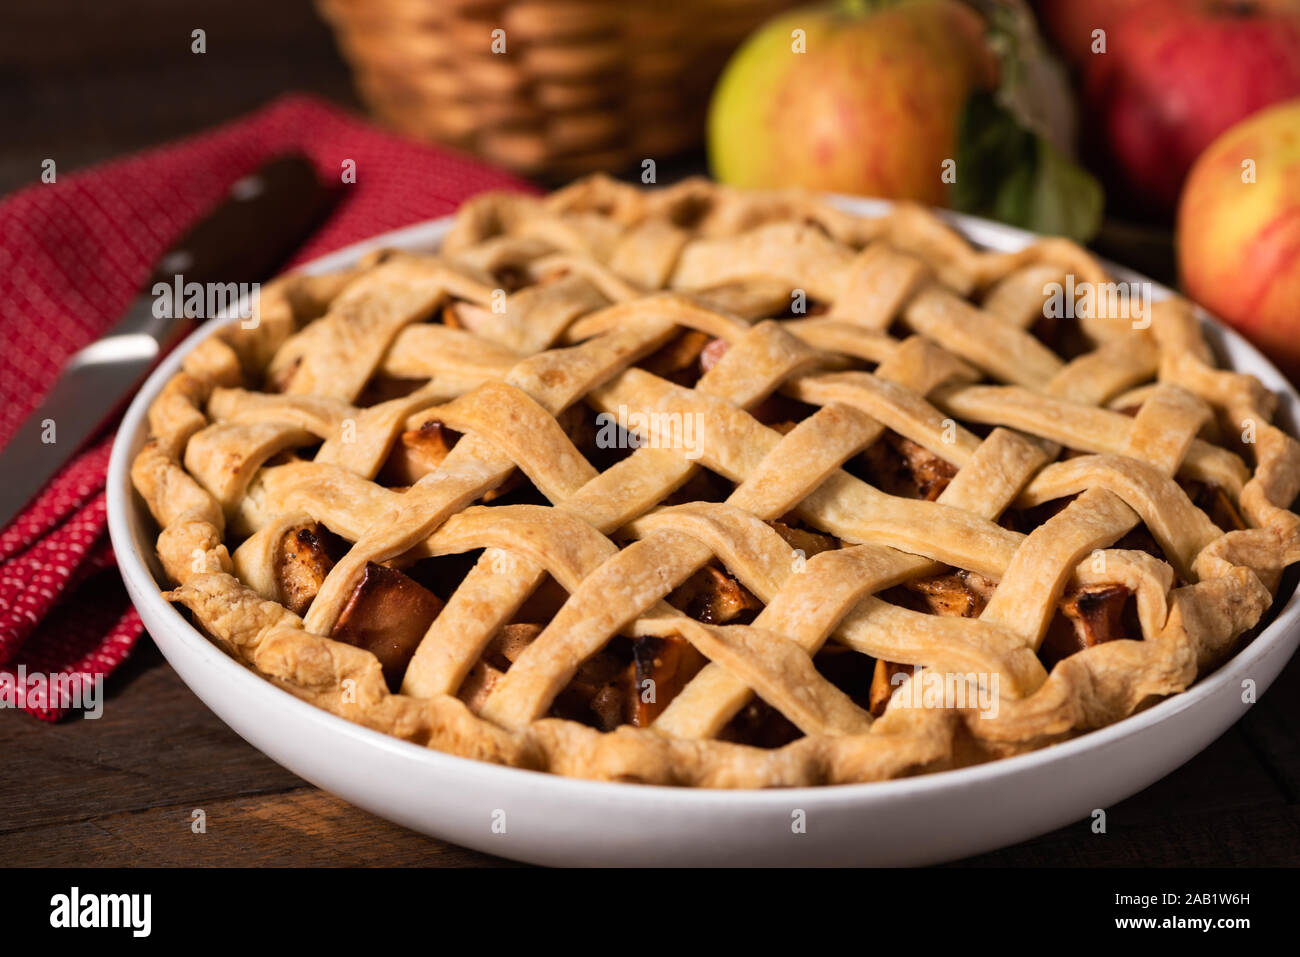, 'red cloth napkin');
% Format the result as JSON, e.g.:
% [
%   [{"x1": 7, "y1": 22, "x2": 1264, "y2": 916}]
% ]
[{"x1": 0, "y1": 94, "x2": 532, "y2": 720}]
